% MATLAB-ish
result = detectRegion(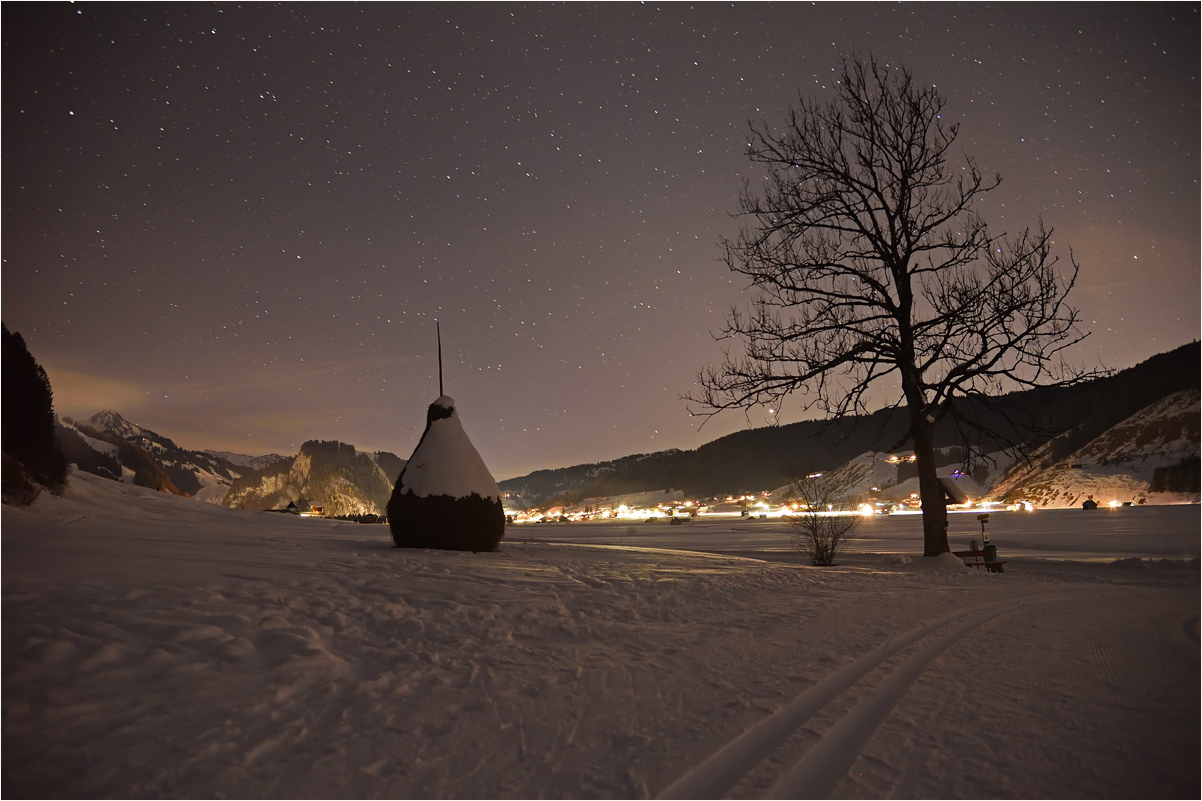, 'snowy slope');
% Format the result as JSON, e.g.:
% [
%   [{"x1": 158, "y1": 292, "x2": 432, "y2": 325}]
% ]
[
  {"x1": 760, "y1": 450, "x2": 988, "y2": 507},
  {"x1": 2, "y1": 468, "x2": 1197, "y2": 798},
  {"x1": 759, "y1": 452, "x2": 893, "y2": 502},
  {"x1": 994, "y1": 389, "x2": 1200, "y2": 507},
  {"x1": 78, "y1": 430, "x2": 118, "y2": 458},
  {"x1": 589, "y1": 488, "x2": 685, "y2": 508},
  {"x1": 76, "y1": 410, "x2": 251, "y2": 503}
]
